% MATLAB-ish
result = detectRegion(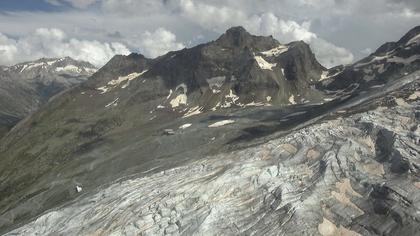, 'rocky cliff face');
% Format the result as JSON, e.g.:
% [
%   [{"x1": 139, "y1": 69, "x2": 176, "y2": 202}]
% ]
[
  {"x1": 0, "y1": 57, "x2": 96, "y2": 137},
  {"x1": 0, "y1": 26, "x2": 419, "y2": 235}
]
